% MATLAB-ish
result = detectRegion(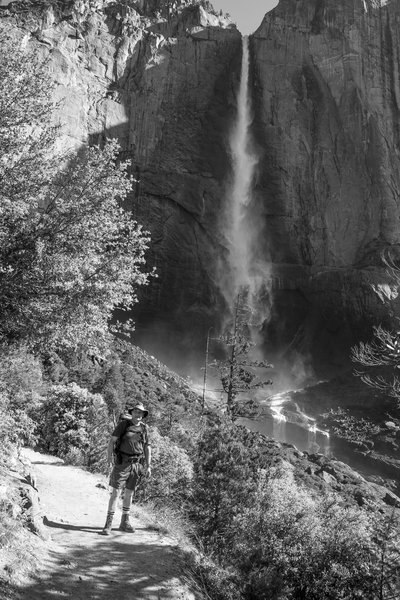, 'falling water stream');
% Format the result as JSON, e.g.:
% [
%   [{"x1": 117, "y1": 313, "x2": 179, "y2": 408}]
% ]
[{"x1": 227, "y1": 35, "x2": 258, "y2": 295}]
